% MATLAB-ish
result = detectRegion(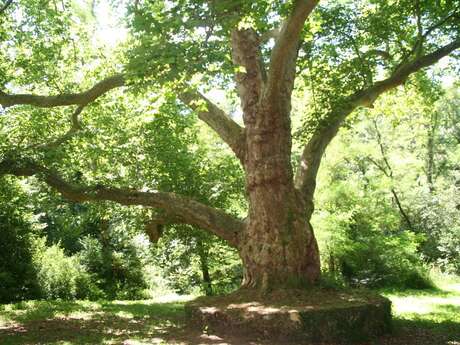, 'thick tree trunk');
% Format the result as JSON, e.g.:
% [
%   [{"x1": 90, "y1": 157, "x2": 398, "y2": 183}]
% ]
[
  {"x1": 238, "y1": 103, "x2": 321, "y2": 291},
  {"x1": 239, "y1": 204, "x2": 320, "y2": 290}
]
